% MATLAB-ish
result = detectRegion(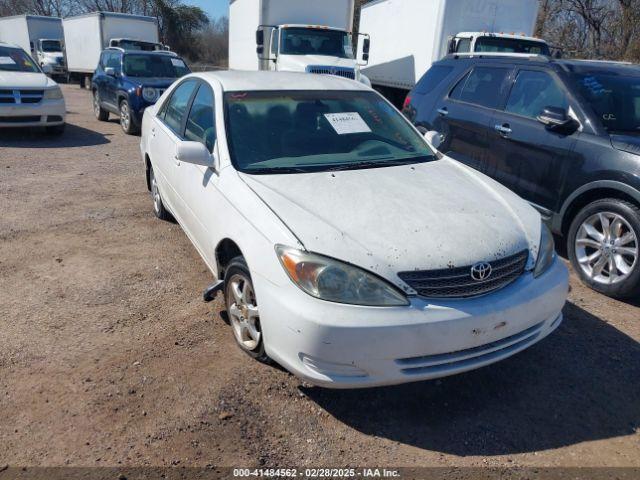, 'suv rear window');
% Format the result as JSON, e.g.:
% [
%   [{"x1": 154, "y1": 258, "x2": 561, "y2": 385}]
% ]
[
  {"x1": 450, "y1": 67, "x2": 511, "y2": 109},
  {"x1": 414, "y1": 65, "x2": 454, "y2": 95}
]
